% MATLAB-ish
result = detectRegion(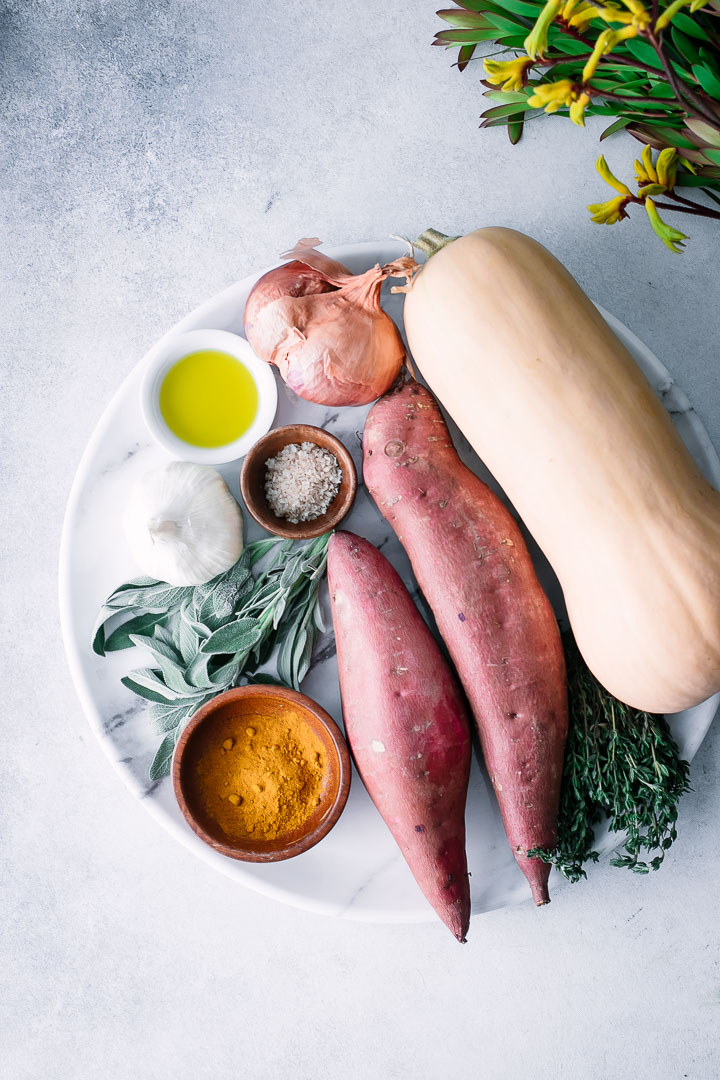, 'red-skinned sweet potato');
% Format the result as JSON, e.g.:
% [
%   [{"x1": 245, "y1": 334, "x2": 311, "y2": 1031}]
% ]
[
  {"x1": 328, "y1": 531, "x2": 472, "y2": 942},
  {"x1": 363, "y1": 382, "x2": 568, "y2": 905}
]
